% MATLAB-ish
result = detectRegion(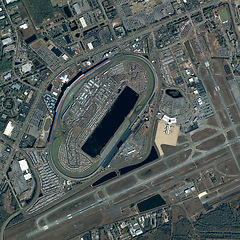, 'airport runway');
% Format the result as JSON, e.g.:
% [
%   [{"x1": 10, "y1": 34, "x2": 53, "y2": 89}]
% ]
[{"x1": 24, "y1": 130, "x2": 240, "y2": 239}]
